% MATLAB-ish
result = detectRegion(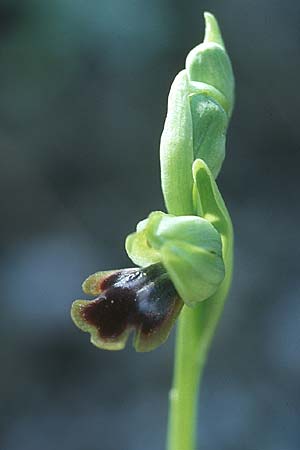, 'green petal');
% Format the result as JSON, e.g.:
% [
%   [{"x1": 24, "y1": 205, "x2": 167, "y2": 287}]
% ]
[{"x1": 125, "y1": 213, "x2": 162, "y2": 266}]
